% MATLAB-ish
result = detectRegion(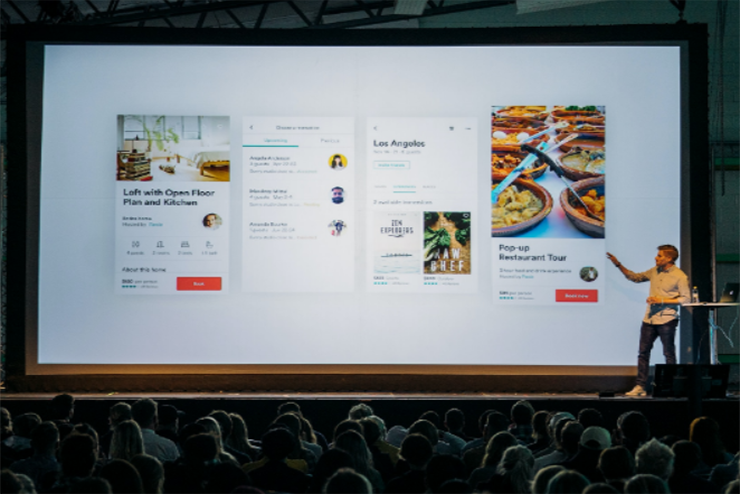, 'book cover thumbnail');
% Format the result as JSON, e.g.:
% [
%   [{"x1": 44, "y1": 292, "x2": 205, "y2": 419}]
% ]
[
  {"x1": 424, "y1": 212, "x2": 471, "y2": 275},
  {"x1": 372, "y1": 211, "x2": 421, "y2": 274}
]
